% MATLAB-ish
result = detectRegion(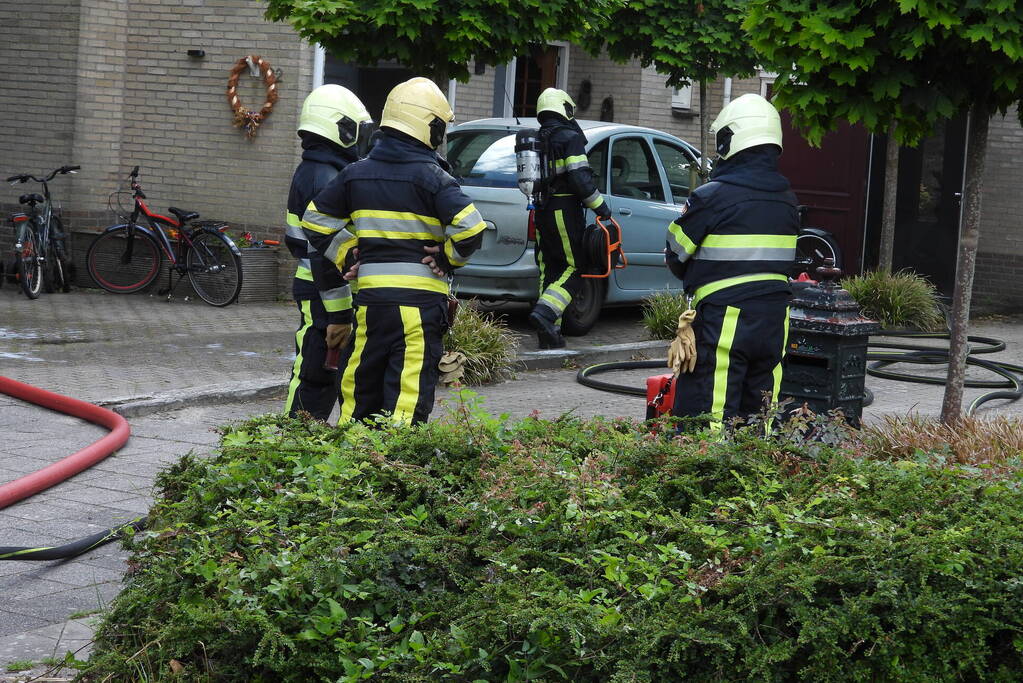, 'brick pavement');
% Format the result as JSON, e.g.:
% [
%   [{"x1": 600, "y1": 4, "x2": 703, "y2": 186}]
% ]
[{"x1": 1, "y1": 288, "x2": 1022, "y2": 678}]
